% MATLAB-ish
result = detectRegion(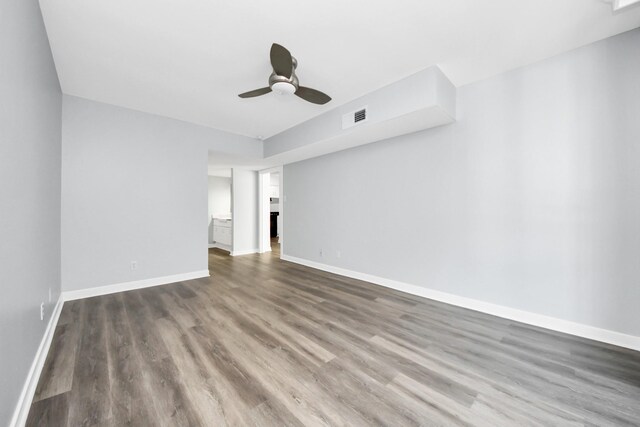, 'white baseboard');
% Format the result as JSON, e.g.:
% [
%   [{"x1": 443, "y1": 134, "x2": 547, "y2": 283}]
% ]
[
  {"x1": 209, "y1": 243, "x2": 231, "y2": 251},
  {"x1": 281, "y1": 255, "x2": 640, "y2": 352},
  {"x1": 10, "y1": 296, "x2": 64, "y2": 427},
  {"x1": 230, "y1": 249, "x2": 259, "y2": 257},
  {"x1": 62, "y1": 270, "x2": 210, "y2": 301}
]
